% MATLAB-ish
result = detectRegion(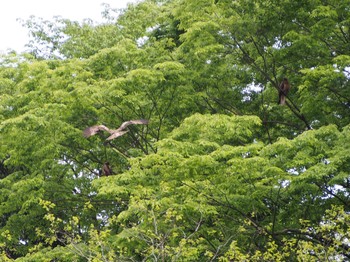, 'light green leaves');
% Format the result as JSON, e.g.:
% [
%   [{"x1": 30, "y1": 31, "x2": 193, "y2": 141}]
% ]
[{"x1": 1, "y1": 0, "x2": 350, "y2": 260}]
